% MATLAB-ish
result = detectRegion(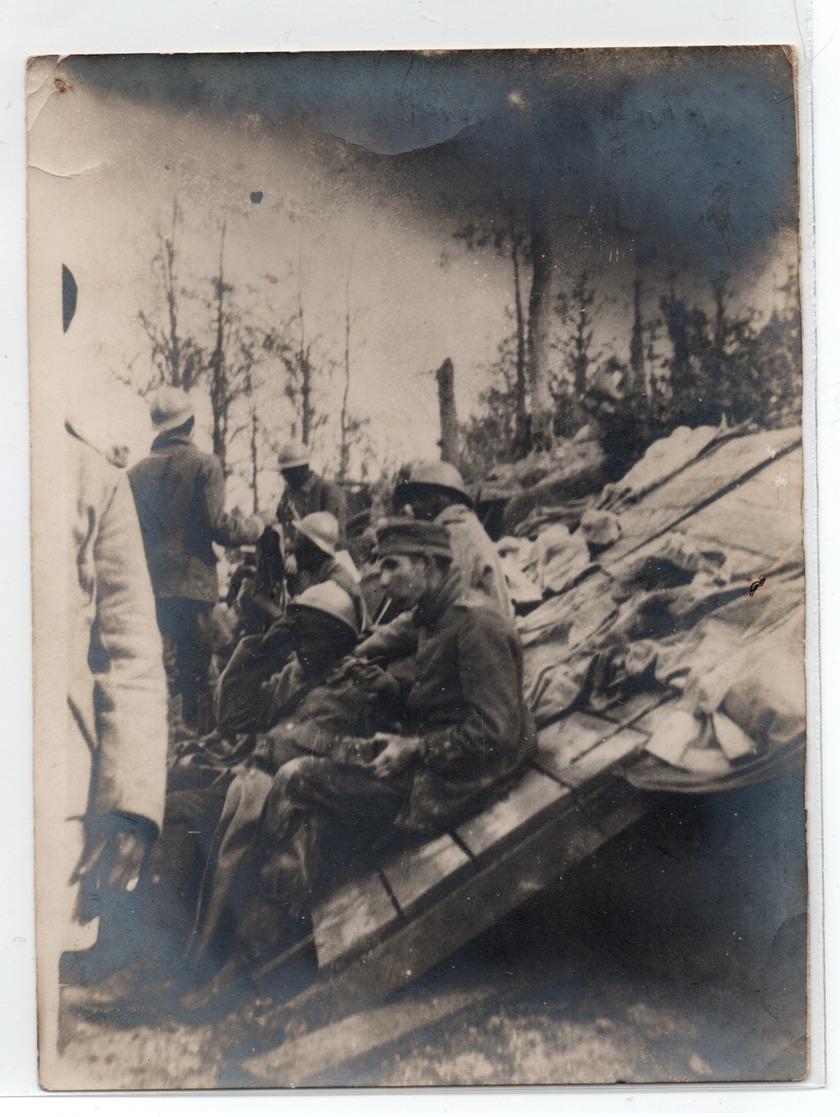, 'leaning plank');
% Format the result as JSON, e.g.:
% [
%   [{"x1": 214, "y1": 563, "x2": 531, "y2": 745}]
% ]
[
  {"x1": 241, "y1": 984, "x2": 497, "y2": 1087},
  {"x1": 324, "y1": 779, "x2": 650, "y2": 1006},
  {"x1": 594, "y1": 689, "x2": 667, "y2": 730},
  {"x1": 378, "y1": 832, "x2": 472, "y2": 919},
  {"x1": 312, "y1": 866, "x2": 400, "y2": 971},
  {"x1": 454, "y1": 768, "x2": 571, "y2": 859}
]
